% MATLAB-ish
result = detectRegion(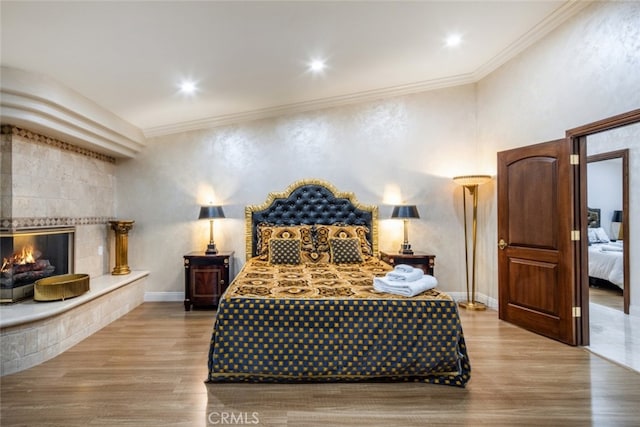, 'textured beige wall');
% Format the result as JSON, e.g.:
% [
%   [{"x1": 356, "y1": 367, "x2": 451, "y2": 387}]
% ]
[
  {"x1": 476, "y1": 1, "x2": 640, "y2": 311},
  {"x1": 116, "y1": 85, "x2": 479, "y2": 295}
]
